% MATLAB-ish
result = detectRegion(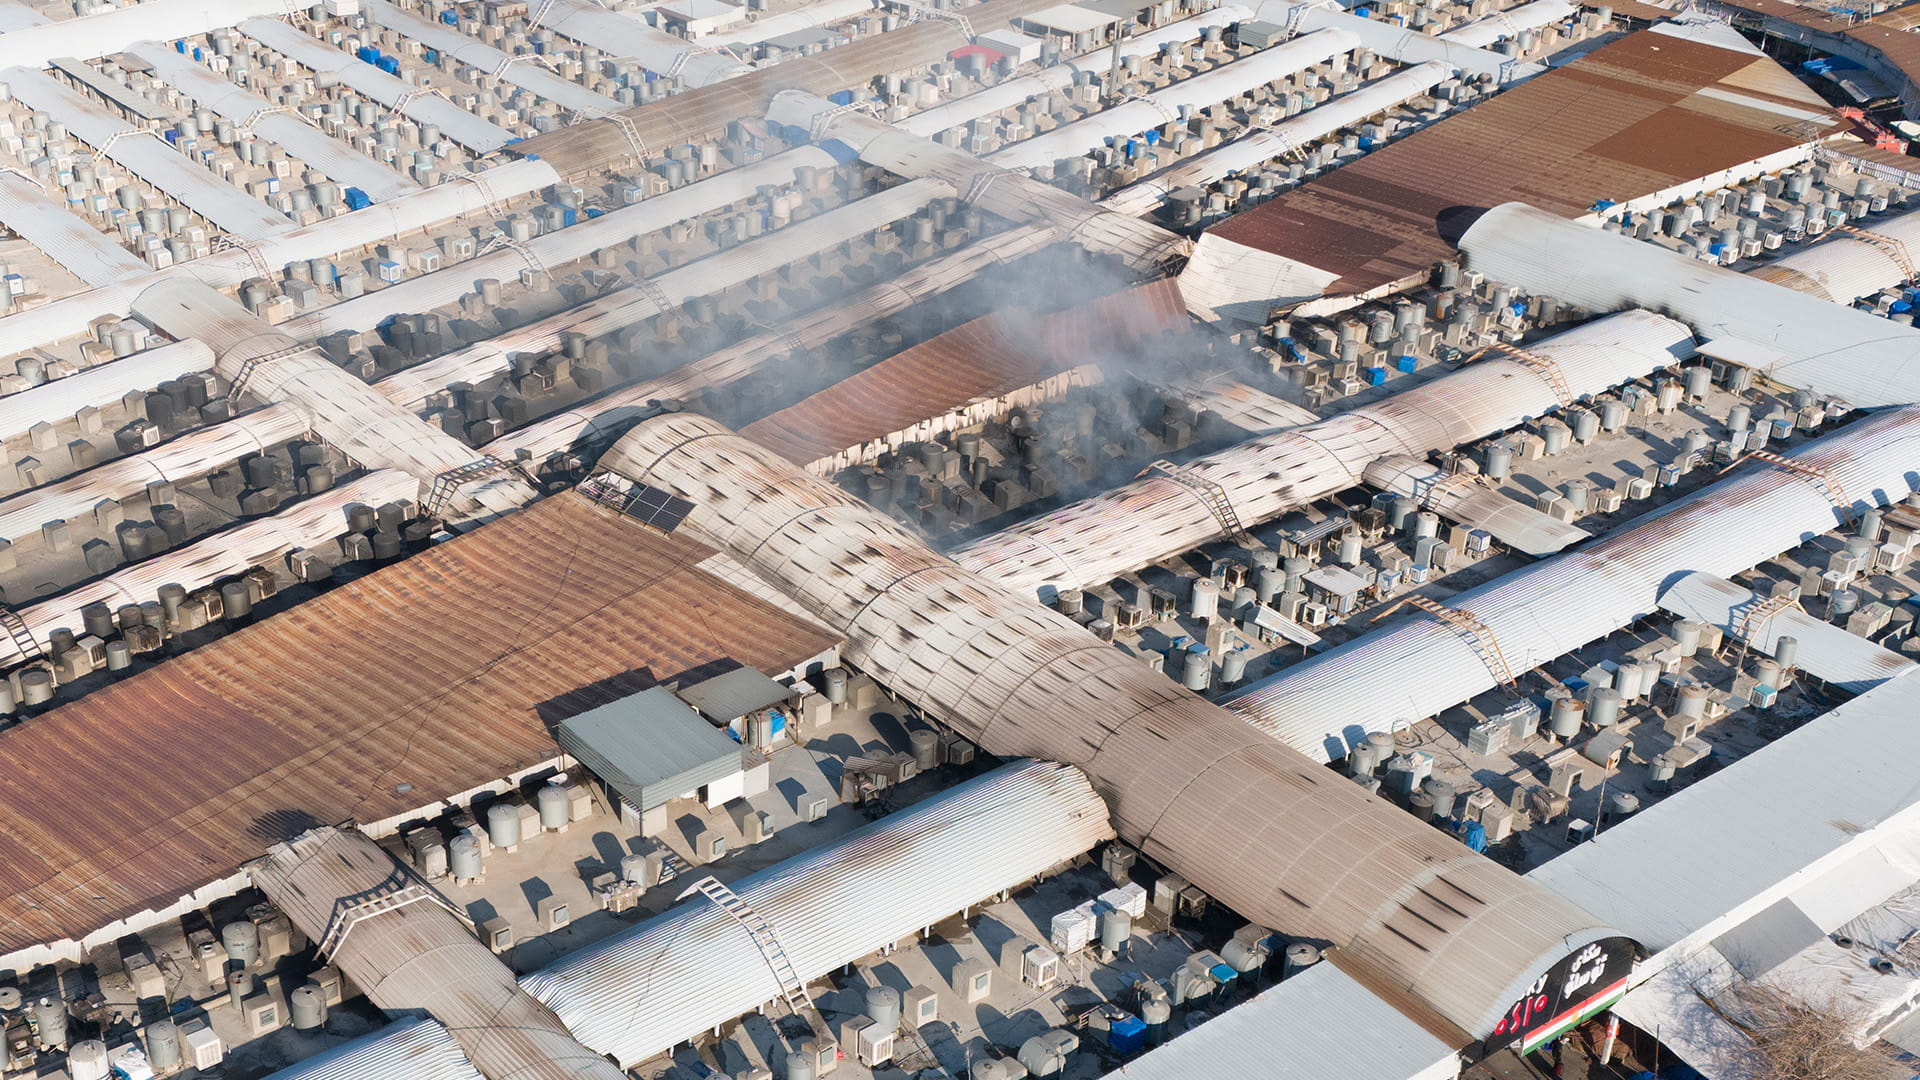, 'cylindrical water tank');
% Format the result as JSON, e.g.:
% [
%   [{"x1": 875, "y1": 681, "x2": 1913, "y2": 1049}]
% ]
[
  {"x1": 34, "y1": 998, "x2": 66, "y2": 1048},
  {"x1": 910, "y1": 729, "x2": 941, "y2": 770},
  {"x1": 1338, "y1": 533, "x2": 1363, "y2": 565},
  {"x1": 1388, "y1": 496, "x2": 1415, "y2": 531},
  {"x1": 1221, "y1": 647, "x2": 1248, "y2": 685},
  {"x1": 449, "y1": 834, "x2": 481, "y2": 879},
  {"x1": 786, "y1": 1052, "x2": 817, "y2": 1080},
  {"x1": 1283, "y1": 942, "x2": 1321, "y2": 979},
  {"x1": 1674, "y1": 619, "x2": 1705, "y2": 655},
  {"x1": 1411, "y1": 511, "x2": 1440, "y2": 541},
  {"x1": 822, "y1": 667, "x2": 848, "y2": 705},
  {"x1": 1100, "y1": 908, "x2": 1131, "y2": 954},
  {"x1": 1775, "y1": 635, "x2": 1799, "y2": 670},
  {"x1": 1182, "y1": 645, "x2": 1210, "y2": 692},
  {"x1": 487, "y1": 803, "x2": 521, "y2": 848},
  {"x1": 1409, "y1": 789, "x2": 1436, "y2": 820},
  {"x1": 537, "y1": 782, "x2": 569, "y2": 829},
  {"x1": 1189, "y1": 577, "x2": 1218, "y2": 619},
  {"x1": 145, "y1": 1021, "x2": 180, "y2": 1070},
  {"x1": 1754, "y1": 659, "x2": 1782, "y2": 690},
  {"x1": 1860, "y1": 506, "x2": 1884, "y2": 542},
  {"x1": 1588, "y1": 688, "x2": 1622, "y2": 728},
  {"x1": 1348, "y1": 739, "x2": 1380, "y2": 777},
  {"x1": 1424, "y1": 779, "x2": 1457, "y2": 819},
  {"x1": 1831, "y1": 589, "x2": 1859, "y2": 620},
  {"x1": 1569, "y1": 409, "x2": 1599, "y2": 444},
  {"x1": 1676, "y1": 684, "x2": 1708, "y2": 719},
  {"x1": 1484, "y1": 440, "x2": 1513, "y2": 479},
  {"x1": 1549, "y1": 696, "x2": 1585, "y2": 738},
  {"x1": 221, "y1": 920, "x2": 259, "y2": 966},
  {"x1": 865, "y1": 985, "x2": 900, "y2": 1031},
  {"x1": 289, "y1": 984, "x2": 327, "y2": 1031},
  {"x1": 1608, "y1": 790, "x2": 1641, "y2": 819},
  {"x1": 68, "y1": 1039, "x2": 108, "y2": 1080},
  {"x1": 226, "y1": 965, "x2": 253, "y2": 1008}
]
